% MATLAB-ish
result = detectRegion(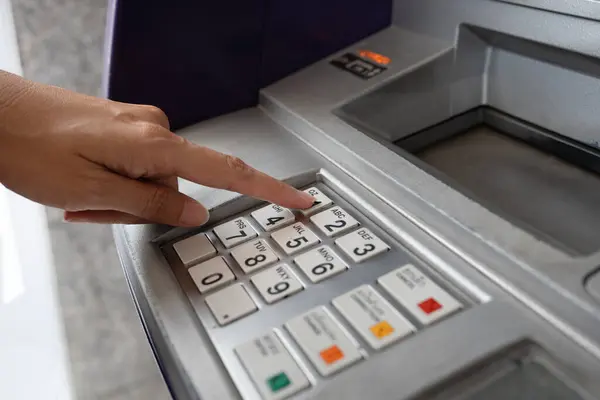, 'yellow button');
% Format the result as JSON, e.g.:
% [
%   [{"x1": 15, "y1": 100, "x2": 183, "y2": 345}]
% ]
[{"x1": 370, "y1": 321, "x2": 395, "y2": 339}]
